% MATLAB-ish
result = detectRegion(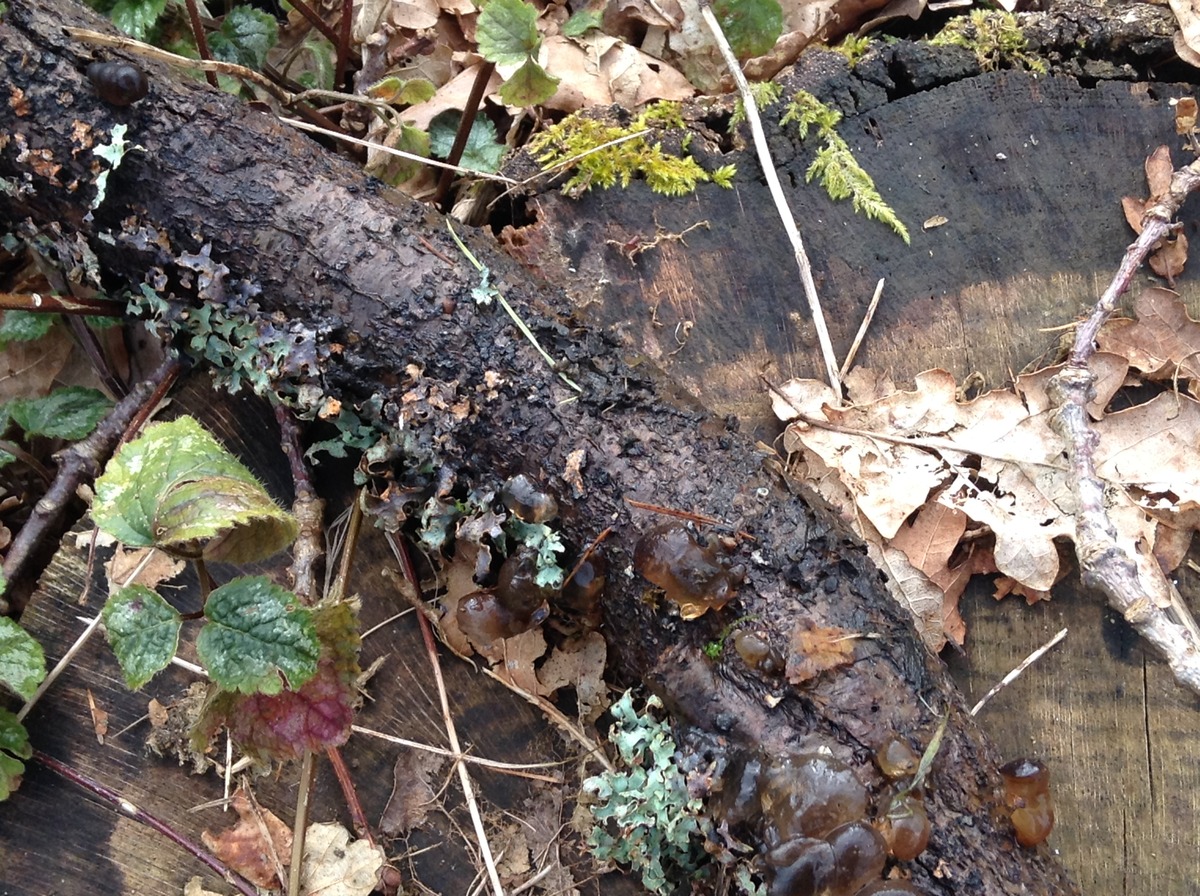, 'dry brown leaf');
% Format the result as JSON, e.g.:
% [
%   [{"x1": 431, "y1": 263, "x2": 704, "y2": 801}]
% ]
[
  {"x1": 201, "y1": 790, "x2": 292, "y2": 890},
  {"x1": 390, "y1": 0, "x2": 440, "y2": 29},
  {"x1": 379, "y1": 751, "x2": 445, "y2": 836},
  {"x1": 300, "y1": 823, "x2": 385, "y2": 896},
  {"x1": 1172, "y1": 0, "x2": 1200, "y2": 69},
  {"x1": 1146, "y1": 144, "x2": 1175, "y2": 199},
  {"x1": 864, "y1": 539, "x2": 948, "y2": 651},
  {"x1": 535, "y1": 631, "x2": 609, "y2": 723},
  {"x1": 86, "y1": 689, "x2": 109, "y2": 745},
  {"x1": 486, "y1": 627, "x2": 547, "y2": 692},
  {"x1": 786, "y1": 619, "x2": 858, "y2": 684},
  {"x1": 1099, "y1": 288, "x2": 1200, "y2": 384},
  {"x1": 1175, "y1": 96, "x2": 1198, "y2": 134}
]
